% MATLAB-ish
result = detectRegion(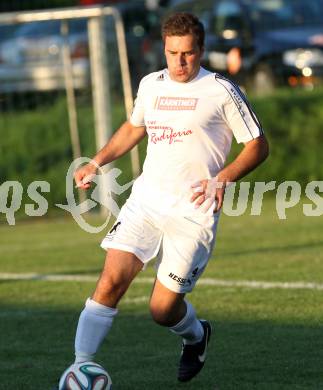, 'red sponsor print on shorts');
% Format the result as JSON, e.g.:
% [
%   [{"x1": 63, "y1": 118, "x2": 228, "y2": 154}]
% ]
[
  {"x1": 155, "y1": 96, "x2": 198, "y2": 111},
  {"x1": 150, "y1": 127, "x2": 193, "y2": 144}
]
